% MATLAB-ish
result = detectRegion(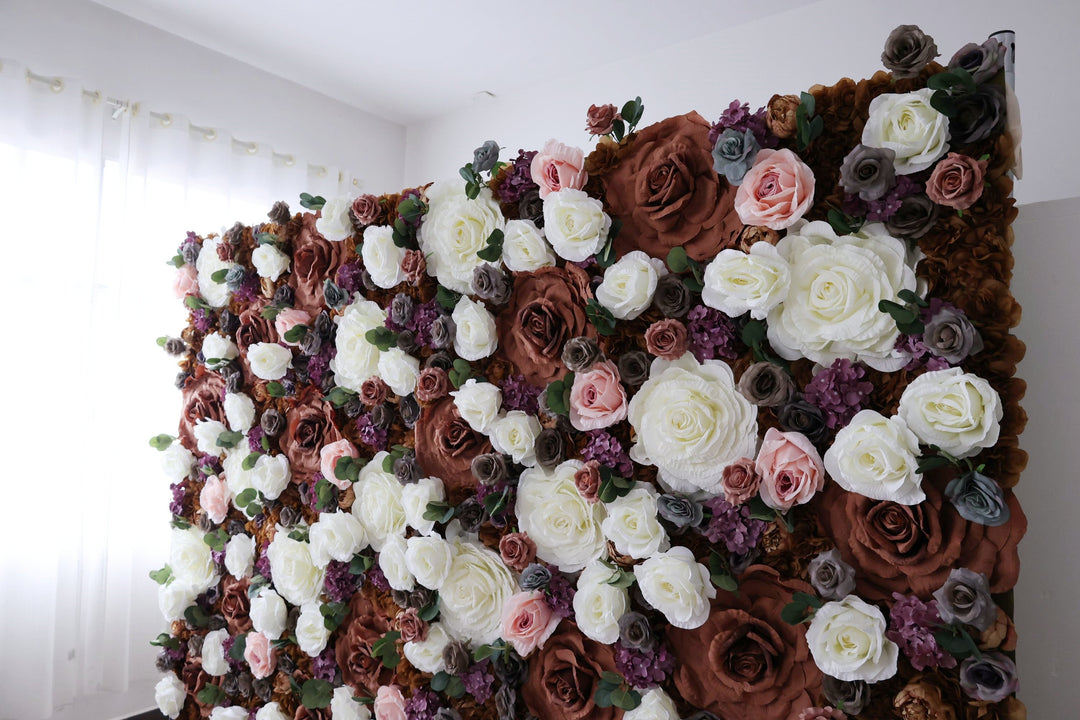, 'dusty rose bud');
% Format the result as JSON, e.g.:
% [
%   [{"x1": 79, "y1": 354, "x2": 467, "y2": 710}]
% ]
[
  {"x1": 499, "y1": 532, "x2": 537, "y2": 572},
  {"x1": 574, "y1": 460, "x2": 602, "y2": 503},
  {"x1": 644, "y1": 319, "x2": 688, "y2": 360},
  {"x1": 351, "y1": 194, "x2": 381, "y2": 226},
  {"x1": 586, "y1": 103, "x2": 621, "y2": 136},
  {"x1": 926, "y1": 152, "x2": 988, "y2": 210},
  {"x1": 360, "y1": 377, "x2": 390, "y2": 406},
  {"x1": 415, "y1": 367, "x2": 450, "y2": 403},
  {"x1": 401, "y1": 249, "x2": 427, "y2": 284},
  {"x1": 396, "y1": 607, "x2": 428, "y2": 644},
  {"x1": 720, "y1": 458, "x2": 761, "y2": 506}
]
